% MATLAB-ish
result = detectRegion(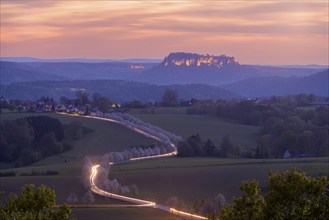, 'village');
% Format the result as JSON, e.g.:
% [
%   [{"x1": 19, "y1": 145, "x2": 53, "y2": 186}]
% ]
[{"x1": 0, "y1": 95, "x2": 122, "y2": 115}]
